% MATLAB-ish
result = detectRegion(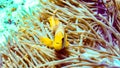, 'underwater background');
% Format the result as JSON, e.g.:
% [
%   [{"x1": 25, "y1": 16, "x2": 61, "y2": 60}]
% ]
[{"x1": 0, "y1": 0, "x2": 120, "y2": 68}]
